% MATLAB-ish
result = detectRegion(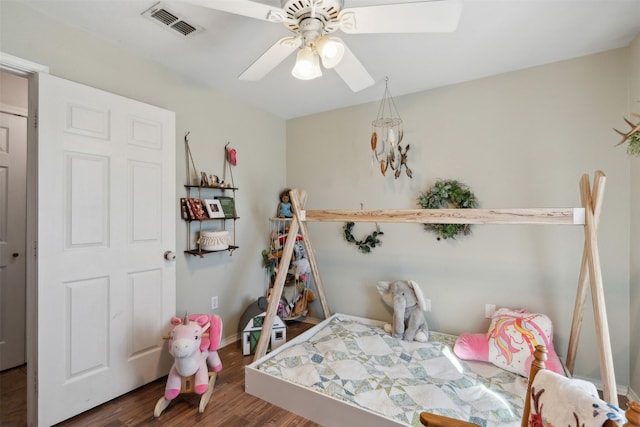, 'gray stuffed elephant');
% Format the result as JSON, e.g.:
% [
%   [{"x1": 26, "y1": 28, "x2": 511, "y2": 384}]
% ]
[{"x1": 377, "y1": 280, "x2": 429, "y2": 342}]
